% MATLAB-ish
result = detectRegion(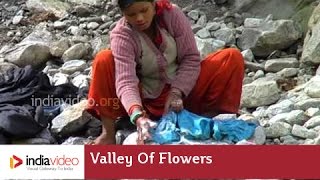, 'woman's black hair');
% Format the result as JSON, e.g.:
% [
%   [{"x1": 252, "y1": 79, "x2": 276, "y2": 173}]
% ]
[{"x1": 118, "y1": 0, "x2": 154, "y2": 10}]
